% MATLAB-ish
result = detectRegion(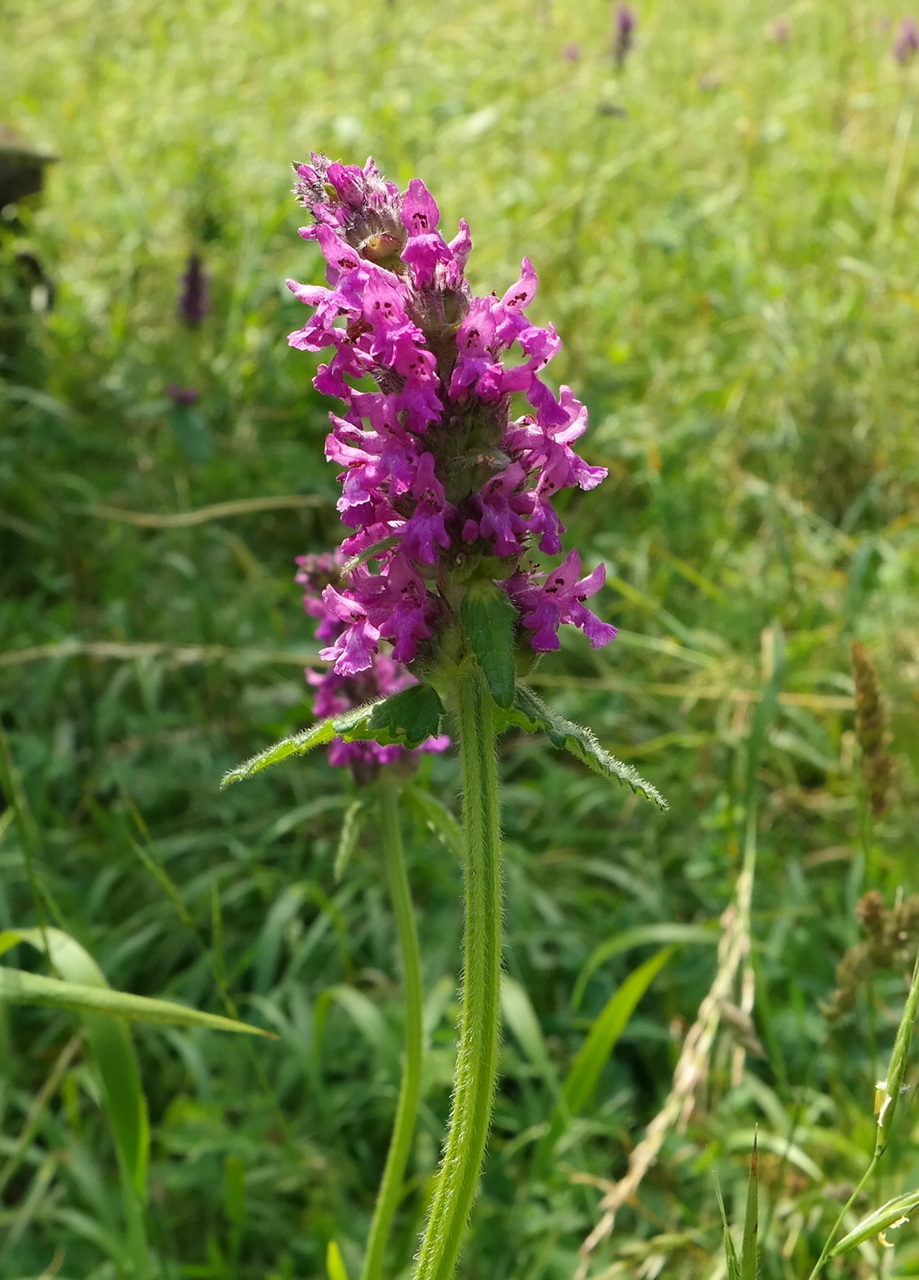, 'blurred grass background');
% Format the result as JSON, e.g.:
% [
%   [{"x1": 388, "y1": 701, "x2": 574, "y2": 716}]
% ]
[{"x1": 1, "y1": 0, "x2": 918, "y2": 1276}]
